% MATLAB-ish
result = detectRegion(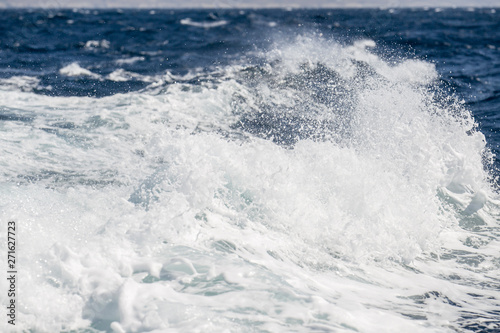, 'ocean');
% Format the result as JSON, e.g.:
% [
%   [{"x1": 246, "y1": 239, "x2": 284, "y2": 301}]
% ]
[{"x1": 0, "y1": 7, "x2": 499, "y2": 333}]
